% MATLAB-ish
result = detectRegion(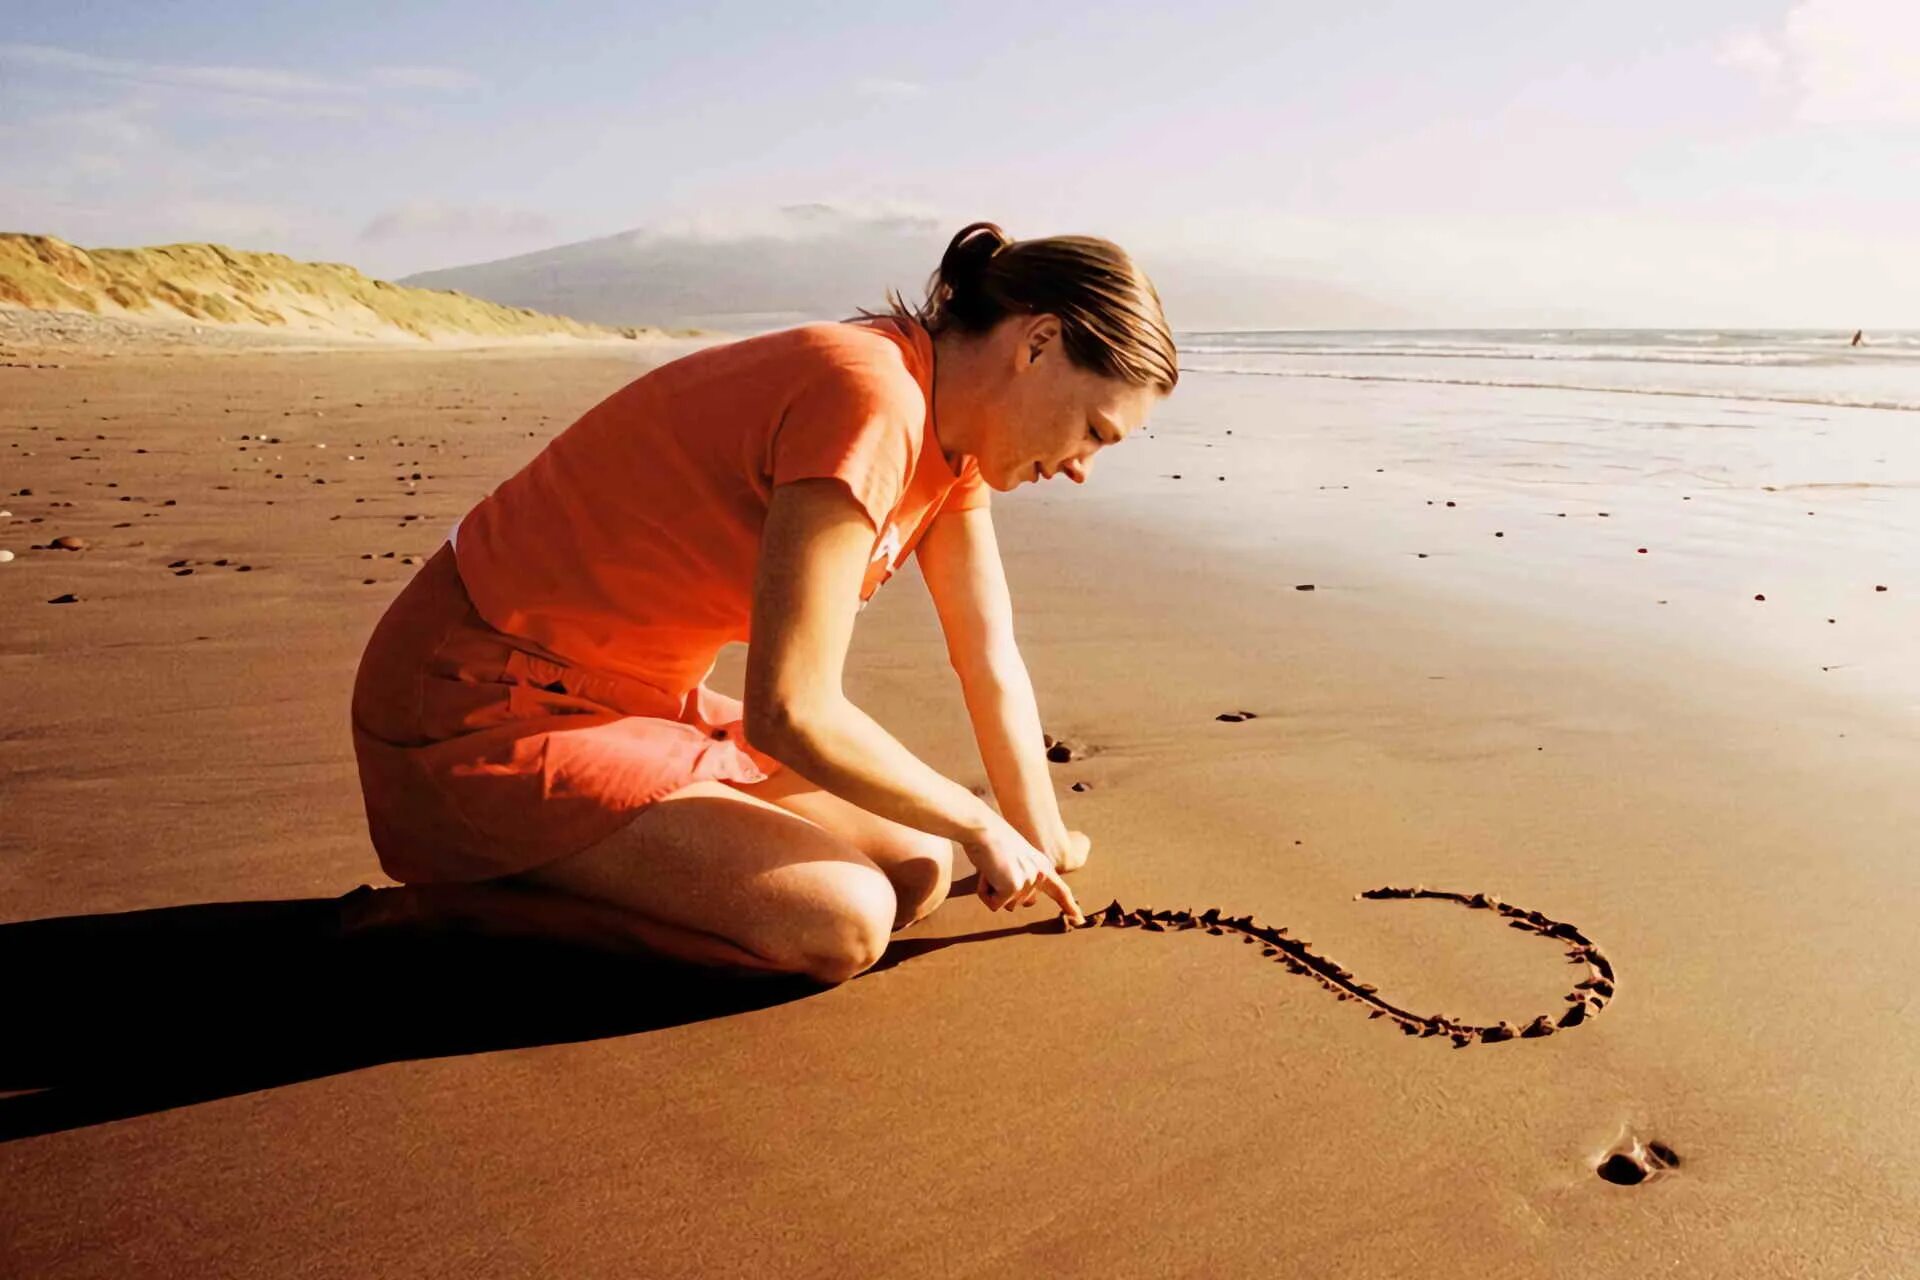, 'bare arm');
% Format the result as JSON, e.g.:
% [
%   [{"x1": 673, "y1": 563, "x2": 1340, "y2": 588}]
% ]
[
  {"x1": 743, "y1": 479, "x2": 997, "y2": 845},
  {"x1": 914, "y1": 506, "x2": 1072, "y2": 859}
]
